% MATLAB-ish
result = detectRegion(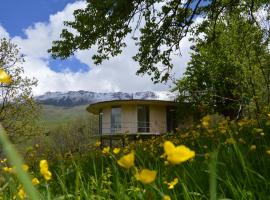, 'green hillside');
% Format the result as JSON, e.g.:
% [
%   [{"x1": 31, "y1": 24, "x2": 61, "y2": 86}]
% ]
[{"x1": 39, "y1": 104, "x2": 92, "y2": 127}]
